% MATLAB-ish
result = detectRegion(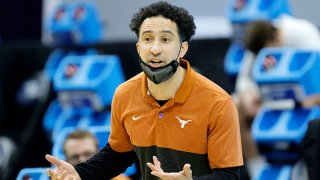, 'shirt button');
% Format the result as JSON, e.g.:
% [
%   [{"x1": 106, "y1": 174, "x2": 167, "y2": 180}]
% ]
[{"x1": 159, "y1": 112, "x2": 164, "y2": 118}]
